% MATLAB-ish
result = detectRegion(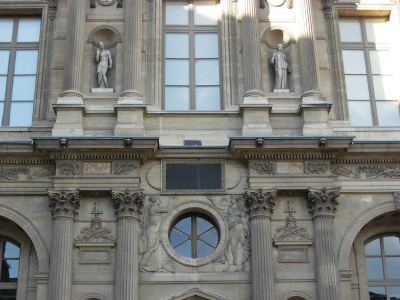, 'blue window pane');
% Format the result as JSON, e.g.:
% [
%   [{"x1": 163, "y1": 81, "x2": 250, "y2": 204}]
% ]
[
  {"x1": 174, "y1": 240, "x2": 192, "y2": 258},
  {"x1": 386, "y1": 257, "x2": 400, "y2": 279},
  {"x1": 348, "y1": 101, "x2": 373, "y2": 126},
  {"x1": 3, "y1": 260, "x2": 19, "y2": 279},
  {"x1": 165, "y1": 2, "x2": 189, "y2": 25},
  {"x1": 165, "y1": 59, "x2": 189, "y2": 85},
  {"x1": 17, "y1": 19, "x2": 41, "y2": 42},
  {"x1": 376, "y1": 101, "x2": 400, "y2": 126},
  {"x1": 14, "y1": 50, "x2": 38, "y2": 75},
  {"x1": 165, "y1": 87, "x2": 190, "y2": 110},
  {"x1": 389, "y1": 286, "x2": 400, "y2": 300},
  {"x1": 0, "y1": 77, "x2": 7, "y2": 101},
  {"x1": 195, "y1": 59, "x2": 219, "y2": 85},
  {"x1": 9, "y1": 102, "x2": 33, "y2": 126},
  {"x1": 0, "y1": 102, "x2": 4, "y2": 125},
  {"x1": 170, "y1": 228, "x2": 189, "y2": 248},
  {"x1": 166, "y1": 33, "x2": 189, "y2": 58},
  {"x1": 195, "y1": 87, "x2": 220, "y2": 110},
  {"x1": 174, "y1": 217, "x2": 191, "y2": 235},
  {"x1": 196, "y1": 217, "x2": 213, "y2": 235},
  {"x1": 0, "y1": 51, "x2": 10, "y2": 74},
  {"x1": 200, "y1": 227, "x2": 218, "y2": 248},
  {"x1": 3, "y1": 242, "x2": 20, "y2": 259},
  {"x1": 11, "y1": 76, "x2": 36, "y2": 101},
  {"x1": 365, "y1": 238, "x2": 381, "y2": 256},
  {"x1": 195, "y1": 33, "x2": 219, "y2": 58},
  {"x1": 366, "y1": 257, "x2": 384, "y2": 280},
  {"x1": 384, "y1": 236, "x2": 400, "y2": 255},
  {"x1": 197, "y1": 240, "x2": 214, "y2": 258},
  {"x1": 369, "y1": 286, "x2": 386, "y2": 300},
  {"x1": 0, "y1": 19, "x2": 14, "y2": 42}
]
